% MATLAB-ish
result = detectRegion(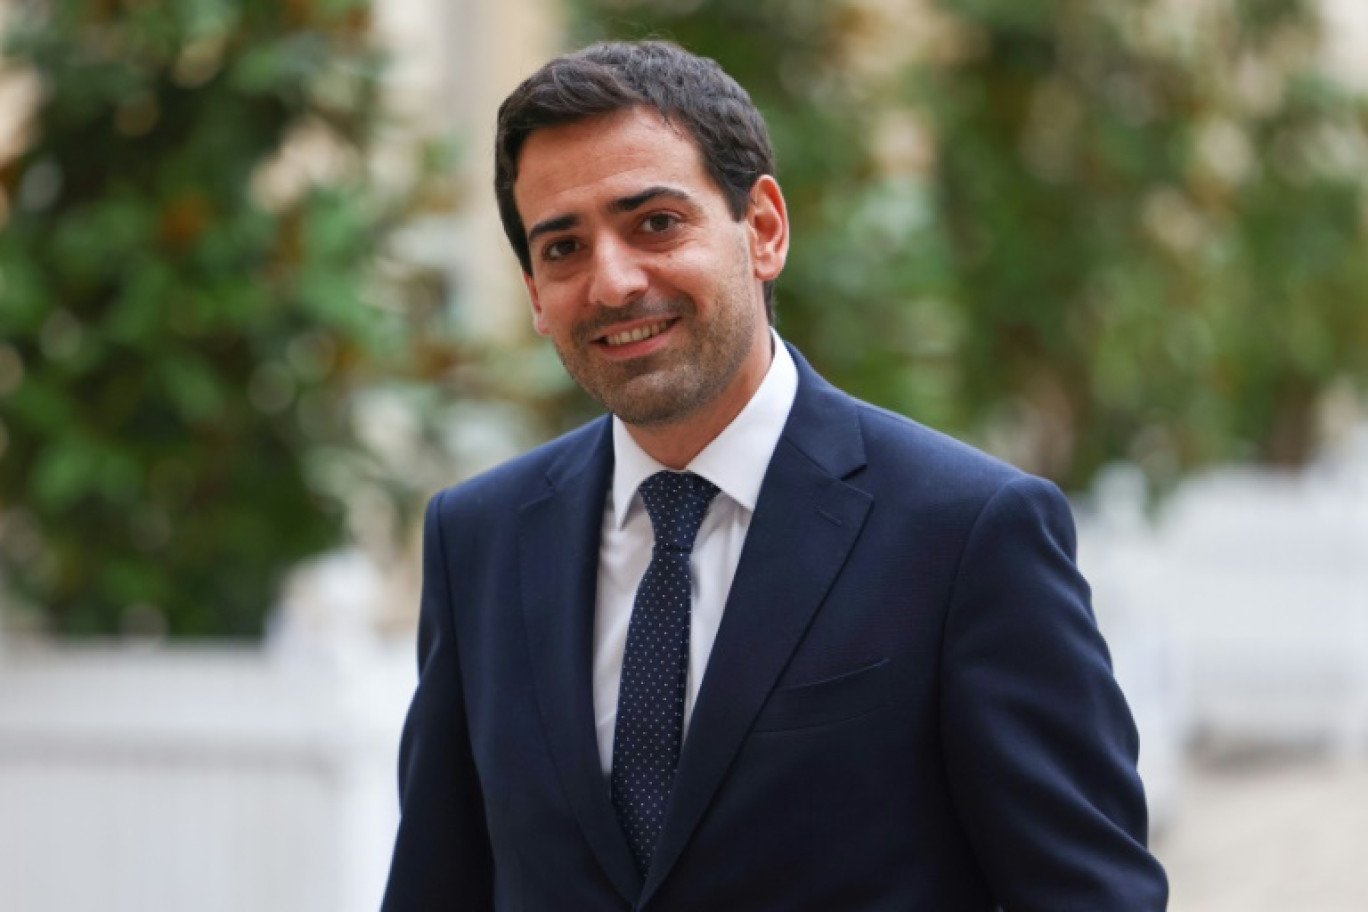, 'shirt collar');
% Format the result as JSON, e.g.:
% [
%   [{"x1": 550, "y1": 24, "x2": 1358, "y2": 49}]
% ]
[{"x1": 609, "y1": 330, "x2": 798, "y2": 529}]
